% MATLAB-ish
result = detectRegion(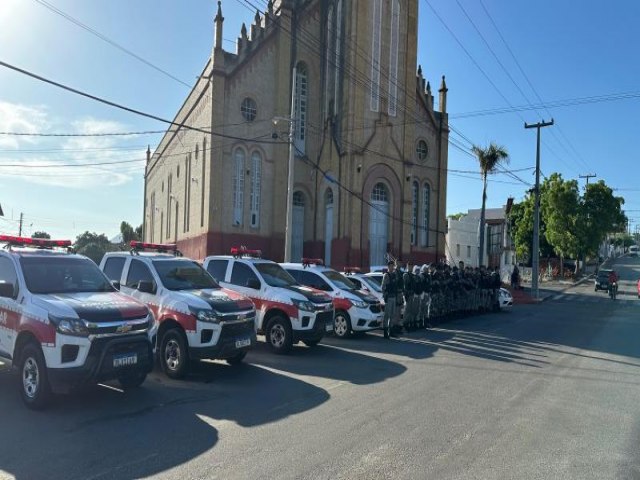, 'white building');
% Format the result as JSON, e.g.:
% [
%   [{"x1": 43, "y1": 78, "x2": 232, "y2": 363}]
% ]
[{"x1": 446, "y1": 199, "x2": 516, "y2": 280}]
